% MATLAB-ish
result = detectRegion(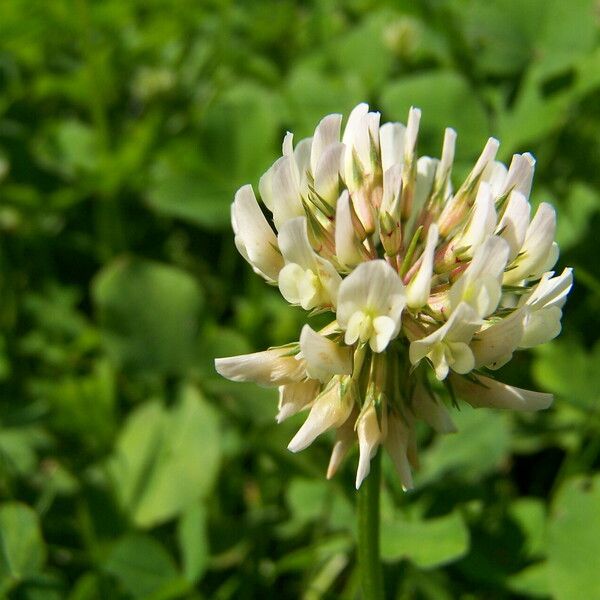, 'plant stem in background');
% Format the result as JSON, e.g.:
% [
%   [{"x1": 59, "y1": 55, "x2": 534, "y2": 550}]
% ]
[{"x1": 357, "y1": 450, "x2": 384, "y2": 600}]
